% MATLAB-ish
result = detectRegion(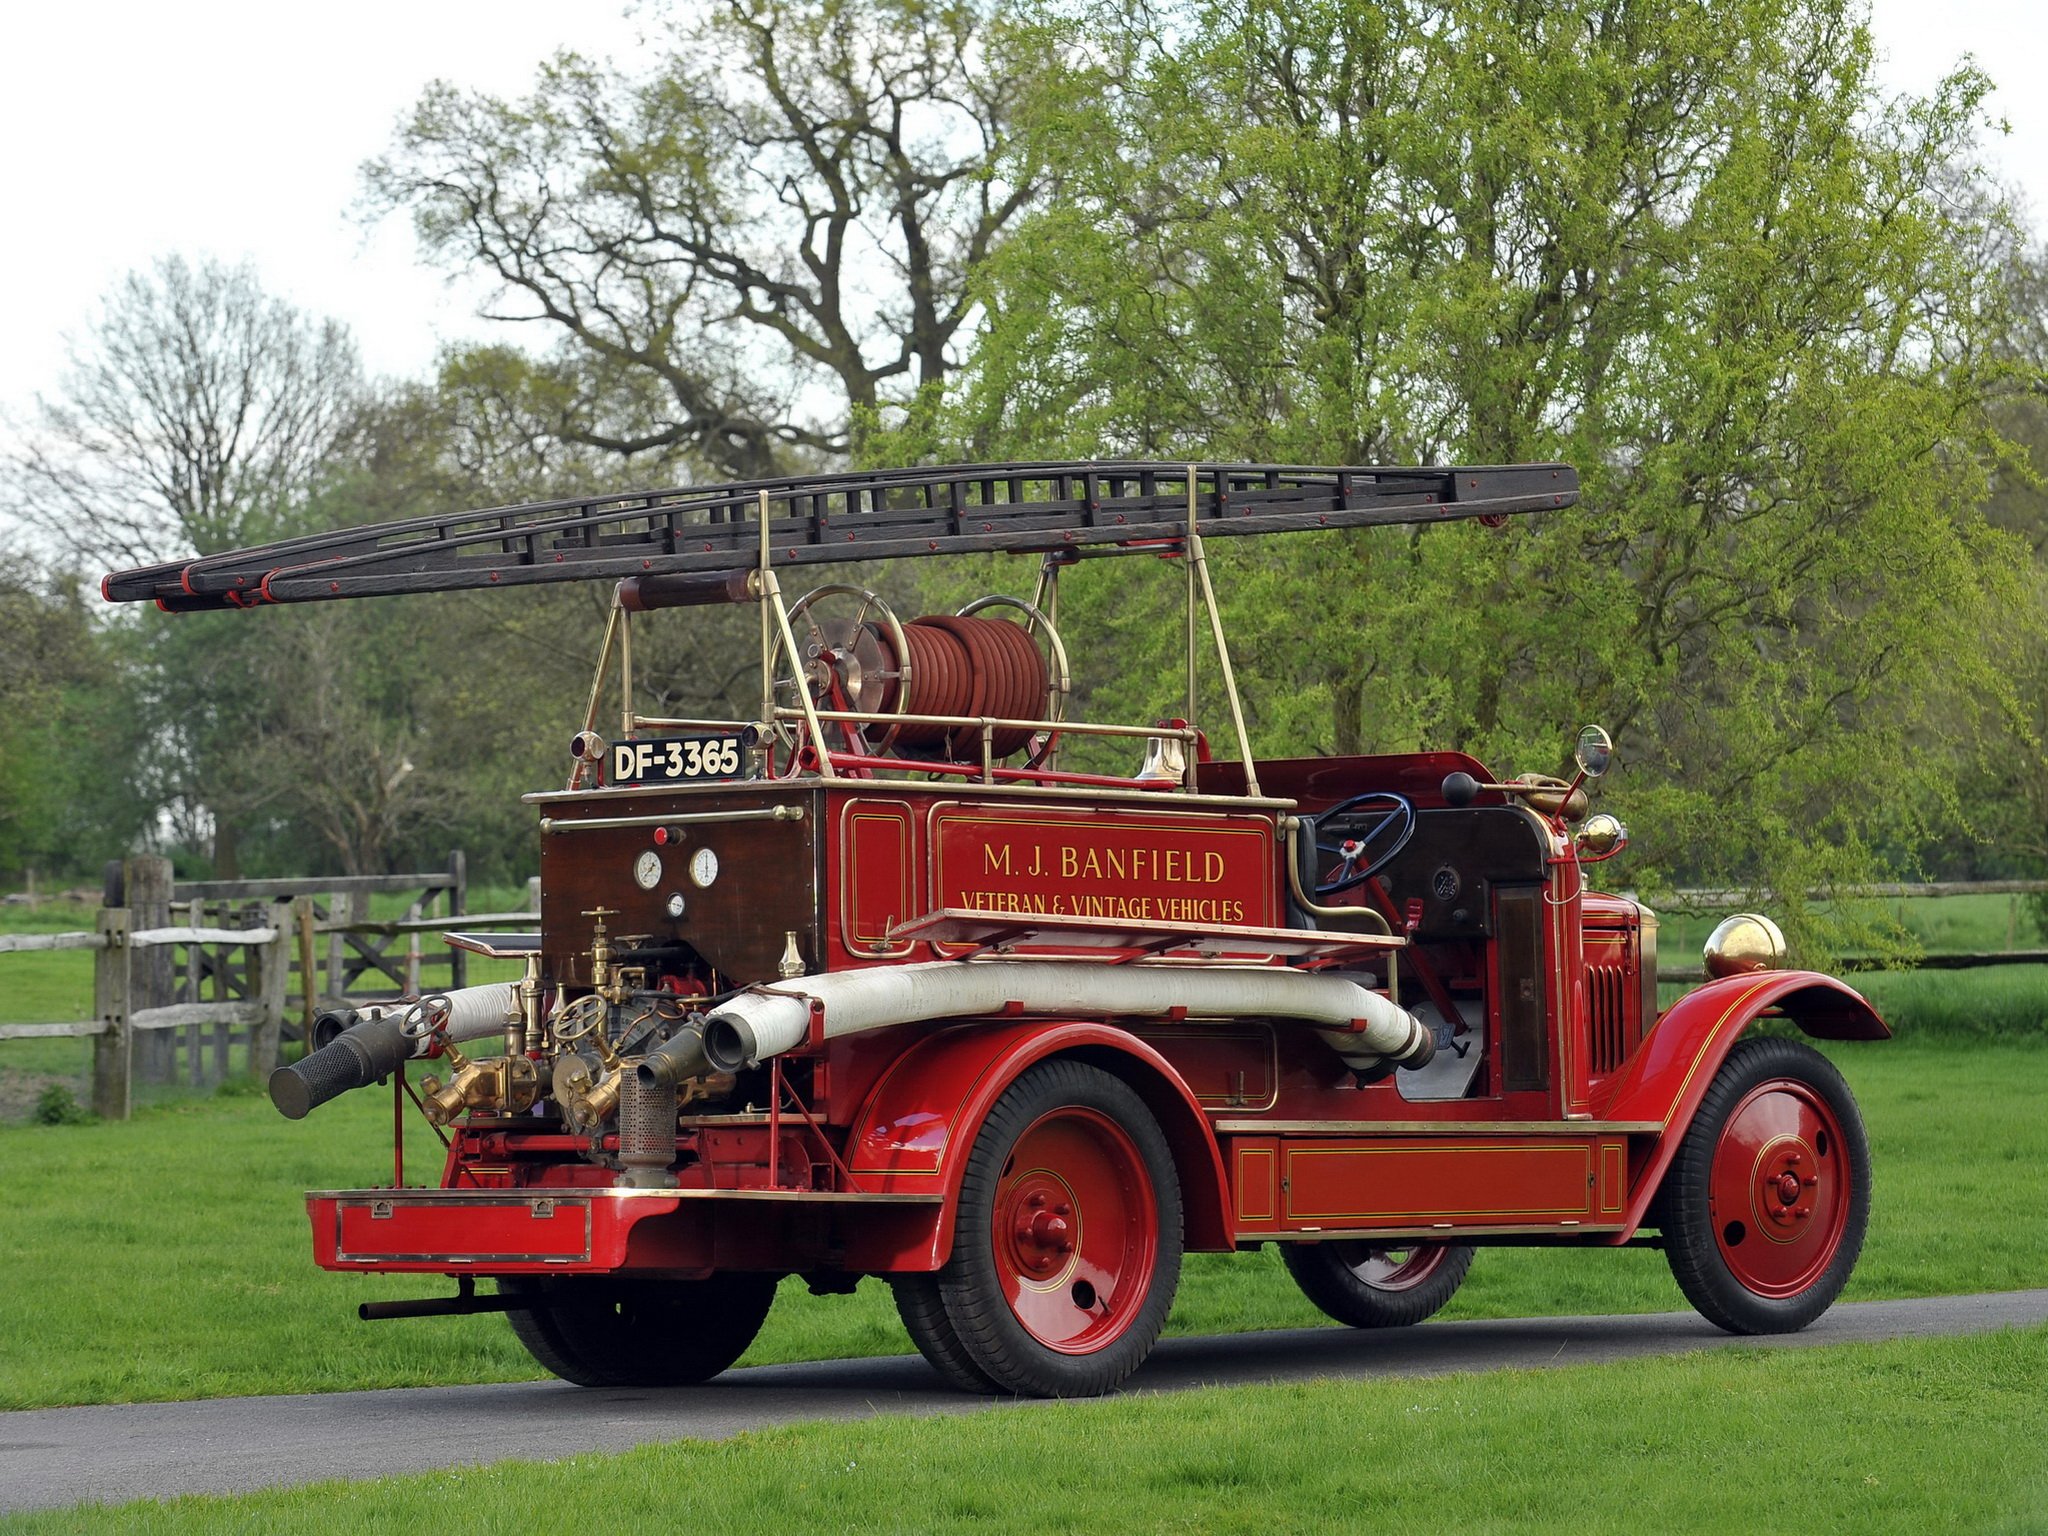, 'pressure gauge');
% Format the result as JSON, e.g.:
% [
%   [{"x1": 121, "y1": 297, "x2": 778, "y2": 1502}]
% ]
[
  {"x1": 633, "y1": 849, "x2": 663, "y2": 890},
  {"x1": 665, "y1": 891, "x2": 687, "y2": 920},
  {"x1": 690, "y1": 847, "x2": 720, "y2": 888}
]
